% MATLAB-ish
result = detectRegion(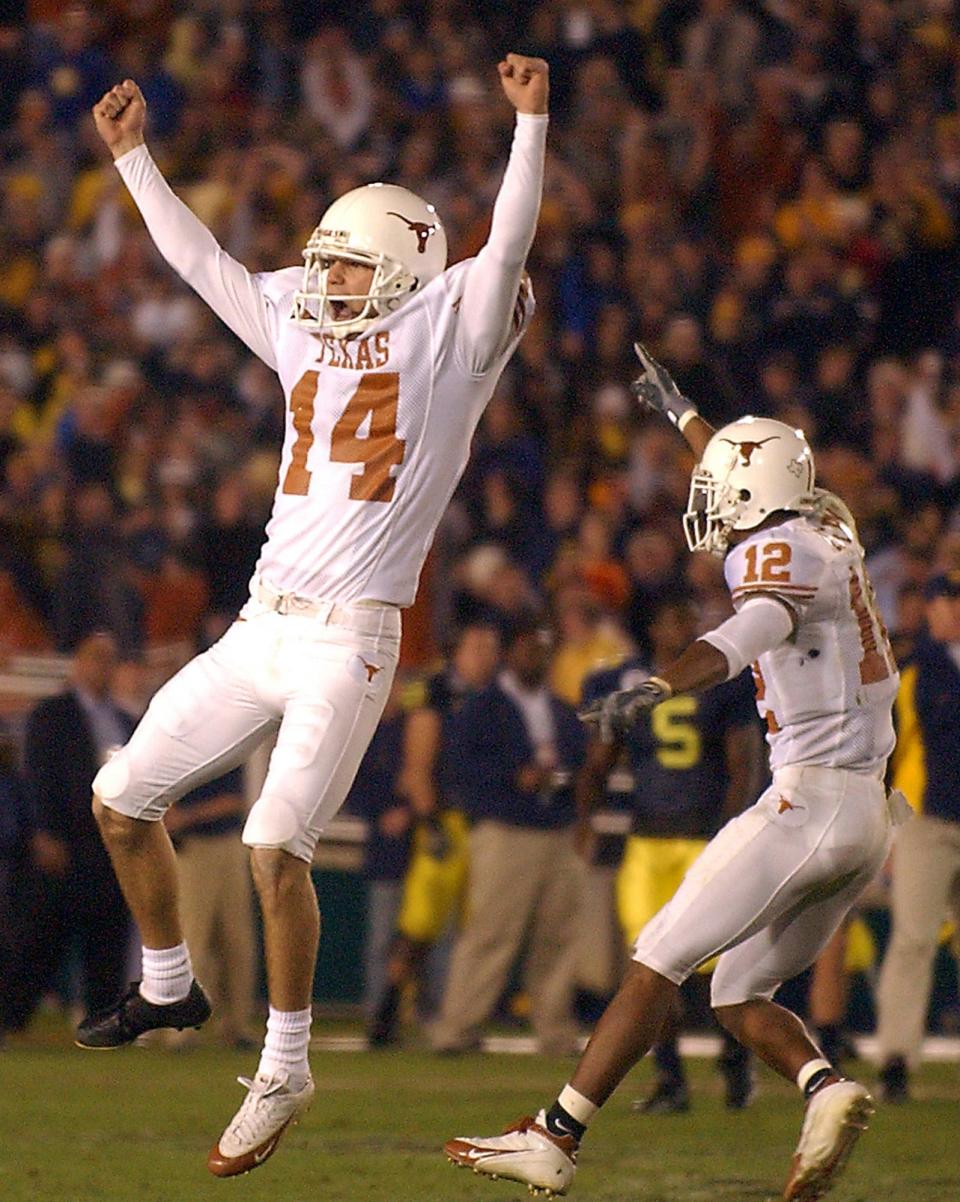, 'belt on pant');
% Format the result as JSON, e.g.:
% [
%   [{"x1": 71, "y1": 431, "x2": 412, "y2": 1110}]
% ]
[{"x1": 252, "y1": 575, "x2": 396, "y2": 622}]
